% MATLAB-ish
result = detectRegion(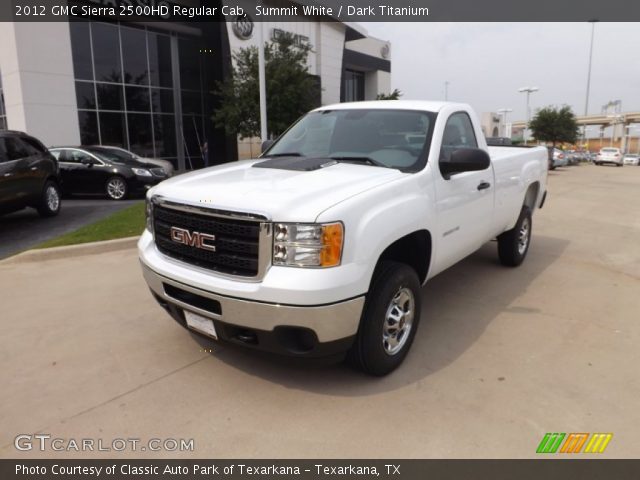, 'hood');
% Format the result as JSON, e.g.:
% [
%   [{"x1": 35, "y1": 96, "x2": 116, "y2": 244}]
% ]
[{"x1": 151, "y1": 159, "x2": 404, "y2": 222}]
